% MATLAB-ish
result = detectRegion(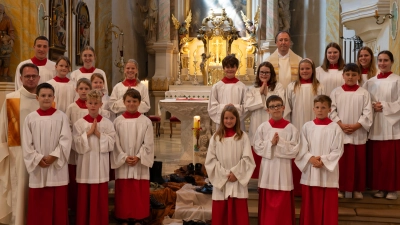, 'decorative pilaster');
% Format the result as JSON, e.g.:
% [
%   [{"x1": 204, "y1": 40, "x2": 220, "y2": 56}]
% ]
[
  {"x1": 326, "y1": 0, "x2": 340, "y2": 44},
  {"x1": 260, "y1": 0, "x2": 279, "y2": 61}
]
